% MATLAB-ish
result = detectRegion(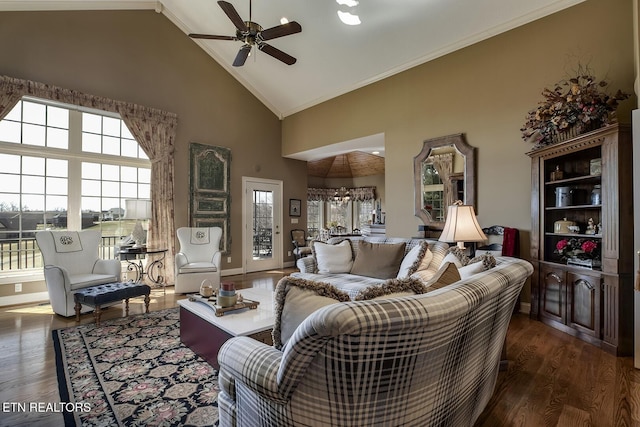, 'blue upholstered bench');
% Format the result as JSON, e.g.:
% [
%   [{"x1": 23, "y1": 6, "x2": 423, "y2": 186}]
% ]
[{"x1": 74, "y1": 282, "x2": 151, "y2": 325}]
